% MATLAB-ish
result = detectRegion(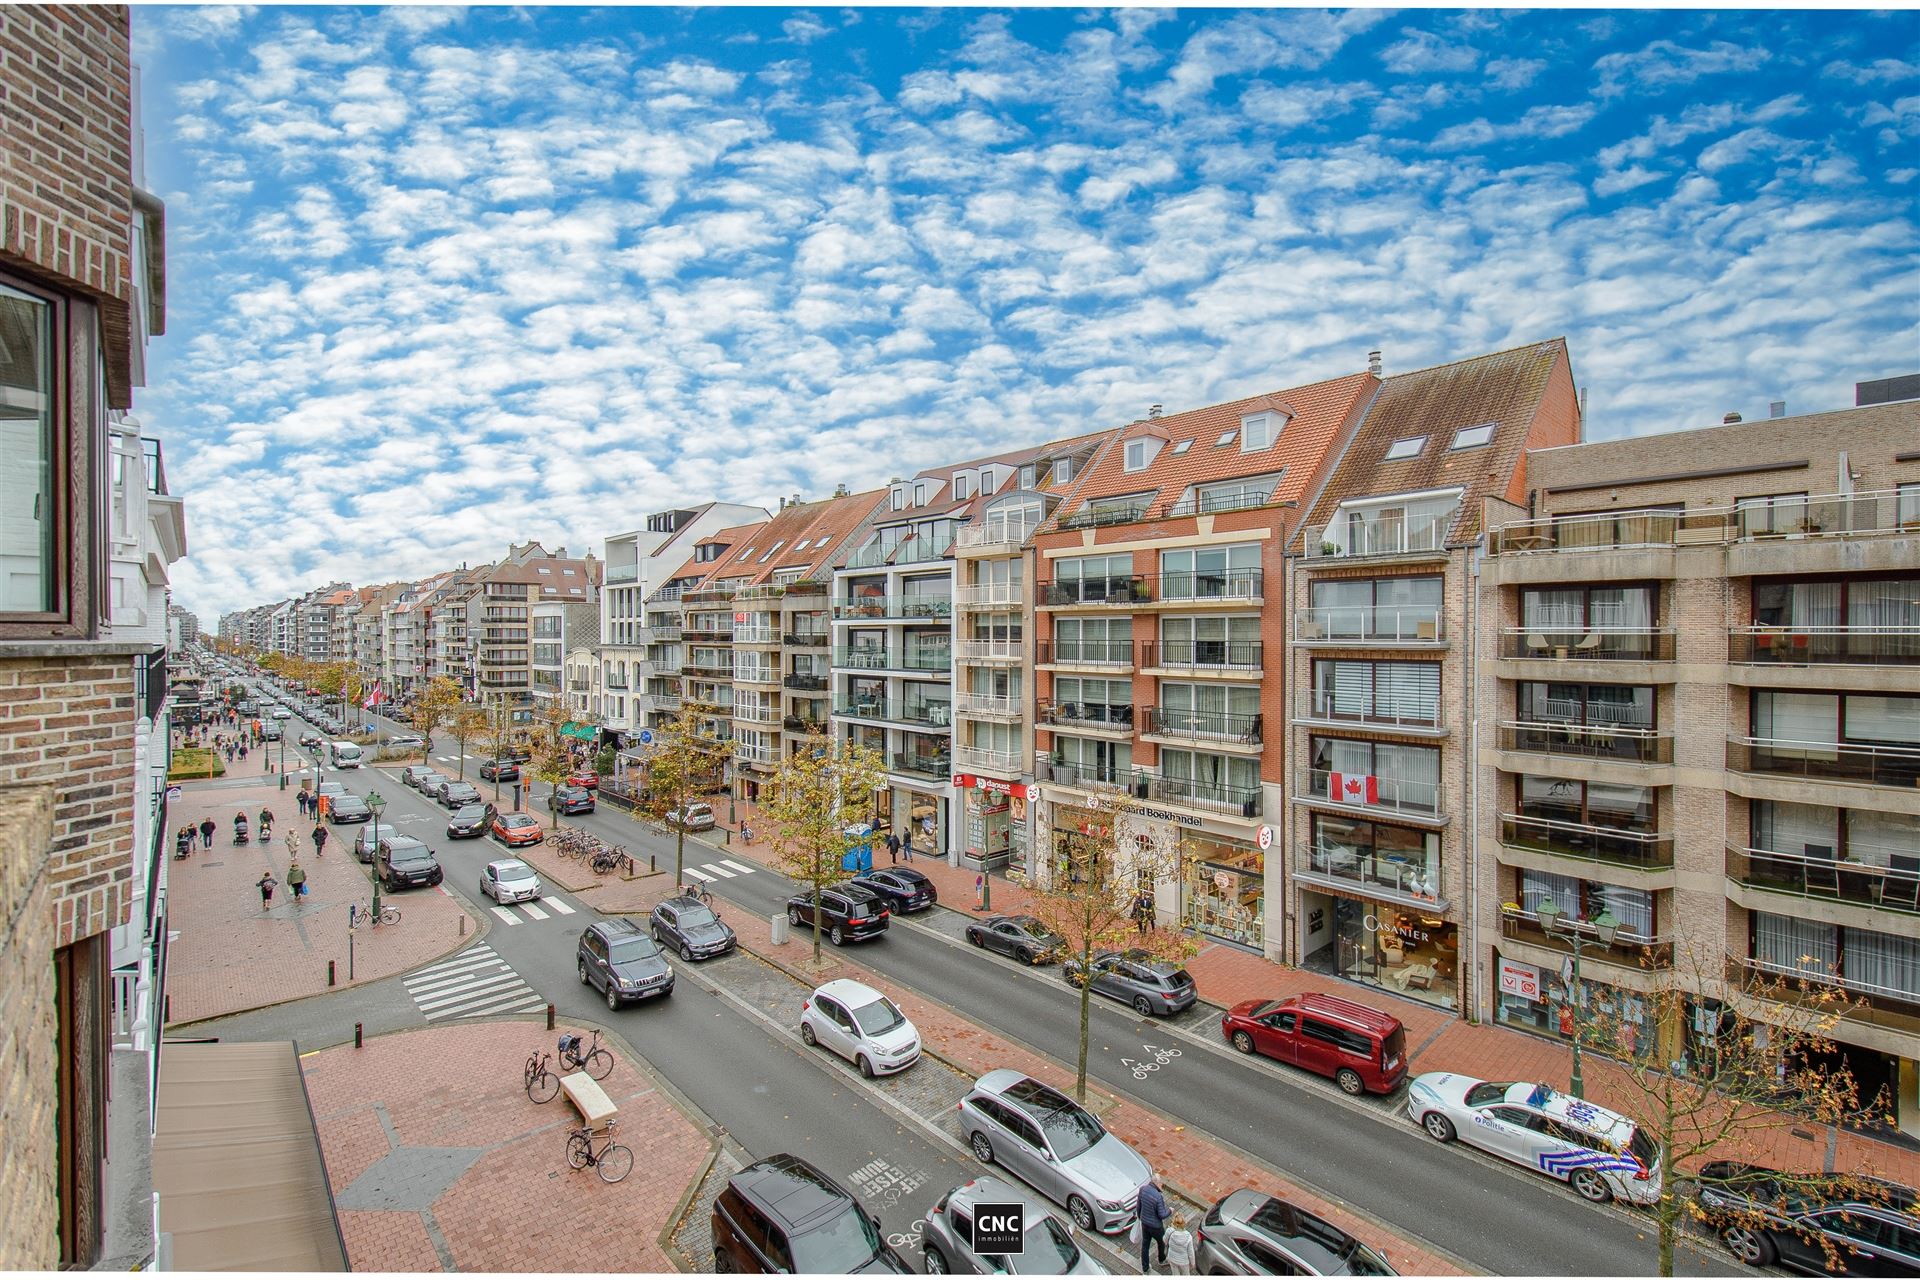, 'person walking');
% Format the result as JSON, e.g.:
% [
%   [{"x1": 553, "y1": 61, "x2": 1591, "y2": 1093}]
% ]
[
  {"x1": 885, "y1": 832, "x2": 900, "y2": 865},
  {"x1": 174, "y1": 825, "x2": 193, "y2": 860},
  {"x1": 311, "y1": 824, "x2": 329, "y2": 858},
  {"x1": 1135, "y1": 890, "x2": 1154, "y2": 934},
  {"x1": 1136, "y1": 1177, "x2": 1171, "y2": 1274},
  {"x1": 286, "y1": 859, "x2": 307, "y2": 903},
  {"x1": 901, "y1": 834, "x2": 914, "y2": 863},
  {"x1": 1164, "y1": 1213, "x2": 1195, "y2": 1276},
  {"x1": 199, "y1": 817, "x2": 216, "y2": 850},
  {"x1": 259, "y1": 807, "x2": 275, "y2": 841},
  {"x1": 256, "y1": 871, "x2": 277, "y2": 910}
]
